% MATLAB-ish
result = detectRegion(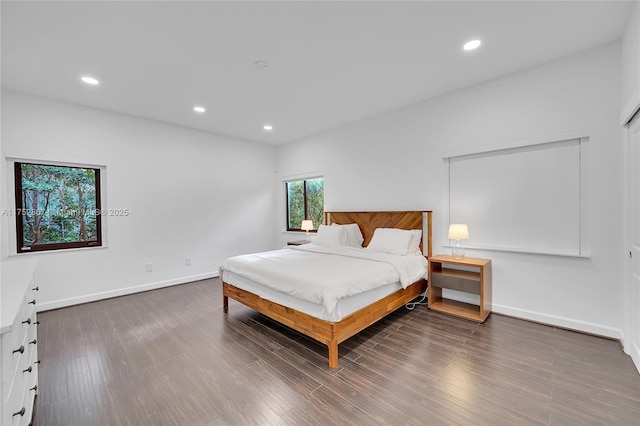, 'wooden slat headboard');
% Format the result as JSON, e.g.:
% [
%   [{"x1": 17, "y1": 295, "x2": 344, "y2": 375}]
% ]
[{"x1": 324, "y1": 211, "x2": 432, "y2": 257}]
